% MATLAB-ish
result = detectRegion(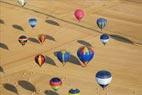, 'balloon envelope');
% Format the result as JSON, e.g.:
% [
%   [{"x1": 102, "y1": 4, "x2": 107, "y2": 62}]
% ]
[
  {"x1": 35, "y1": 54, "x2": 45, "y2": 66},
  {"x1": 77, "y1": 46, "x2": 94, "y2": 64},
  {"x1": 18, "y1": 35, "x2": 28, "y2": 45},
  {"x1": 56, "y1": 50, "x2": 71, "y2": 64},
  {"x1": 74, "y1": 9, "x2": 85, "y2": 22},
  {"x1": 17, "y1": 0, "x2": 26, "y2": 6},
  {"x1": 38, "y1": 34, "x2": 46, "y2": 44},
  {"x1": 69, "y1": 88, "x2": 80, "y2": 95},
  {"x1": 97, "y1": 18, "x2": 107, "y2": 30},
  {"x1": 28, "y1": 18, "x2": 37, "y2": 28},
  {"x1": 96, "y1": 70, "x2": 112, "y2": 89},
  {"x1": 100, "y1": 34, "x2": 109, "y2": 45},
  {"x1": 50, "y1": 77, "x2": 62, "y2": 91}
]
